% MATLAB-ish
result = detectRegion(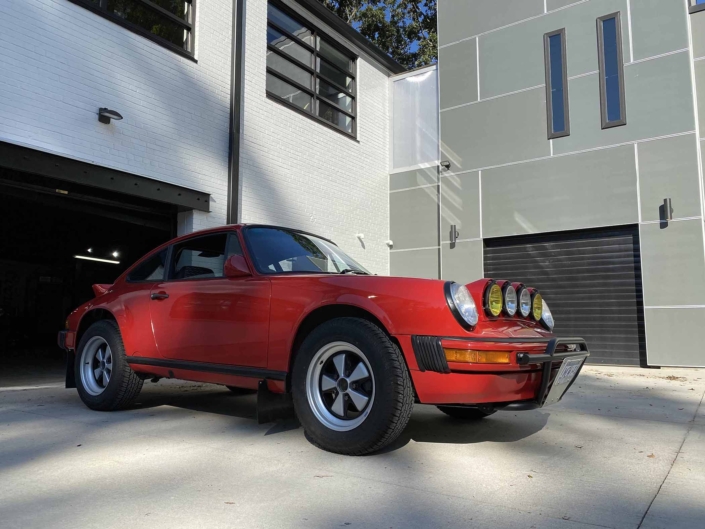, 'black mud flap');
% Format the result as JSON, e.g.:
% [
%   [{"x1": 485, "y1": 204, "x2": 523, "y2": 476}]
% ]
[
  {"x1": 256, "y1": 380, "x2": 295, "y2": 424},
  {"x1": 65, "y1": 351, "x2": 76, "y2": 389}
]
